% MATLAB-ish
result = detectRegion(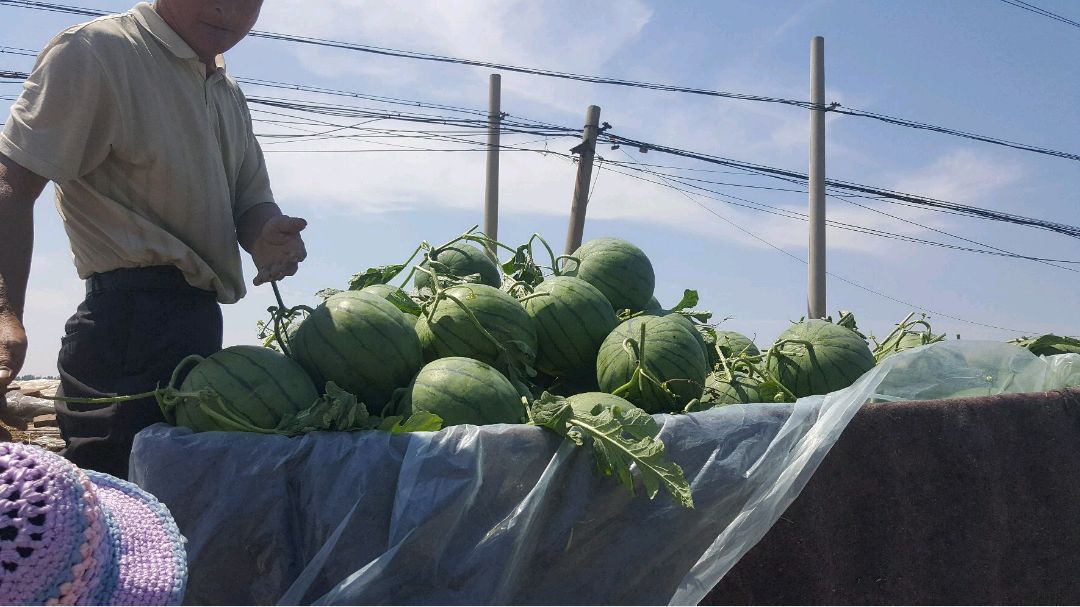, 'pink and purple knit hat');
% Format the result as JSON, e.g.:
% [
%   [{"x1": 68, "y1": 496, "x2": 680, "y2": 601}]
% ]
[{"x1": 0, "y1": 443, "x2": 186, "y2": 605}]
